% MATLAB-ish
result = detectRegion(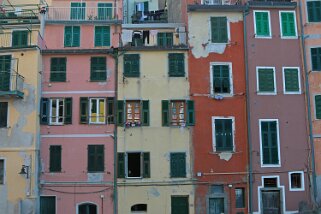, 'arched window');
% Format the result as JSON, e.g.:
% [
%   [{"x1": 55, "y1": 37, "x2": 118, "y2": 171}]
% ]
[
  {"x1": 131, "y1": 204, "x2": 147, "y2": 212},
  {"x1": 78, "y1": 203, "x2": 97, "y2": 214}
]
